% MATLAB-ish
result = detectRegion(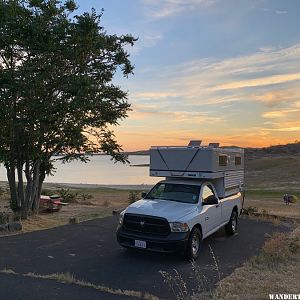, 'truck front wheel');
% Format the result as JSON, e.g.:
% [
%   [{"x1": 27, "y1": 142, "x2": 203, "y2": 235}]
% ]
[
  {"x1": 185, "y1": 227, "x2": 202, "y2": 260},
  {"x1": 225, "y1": 210, "x2": 238, "y2": 235}
]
